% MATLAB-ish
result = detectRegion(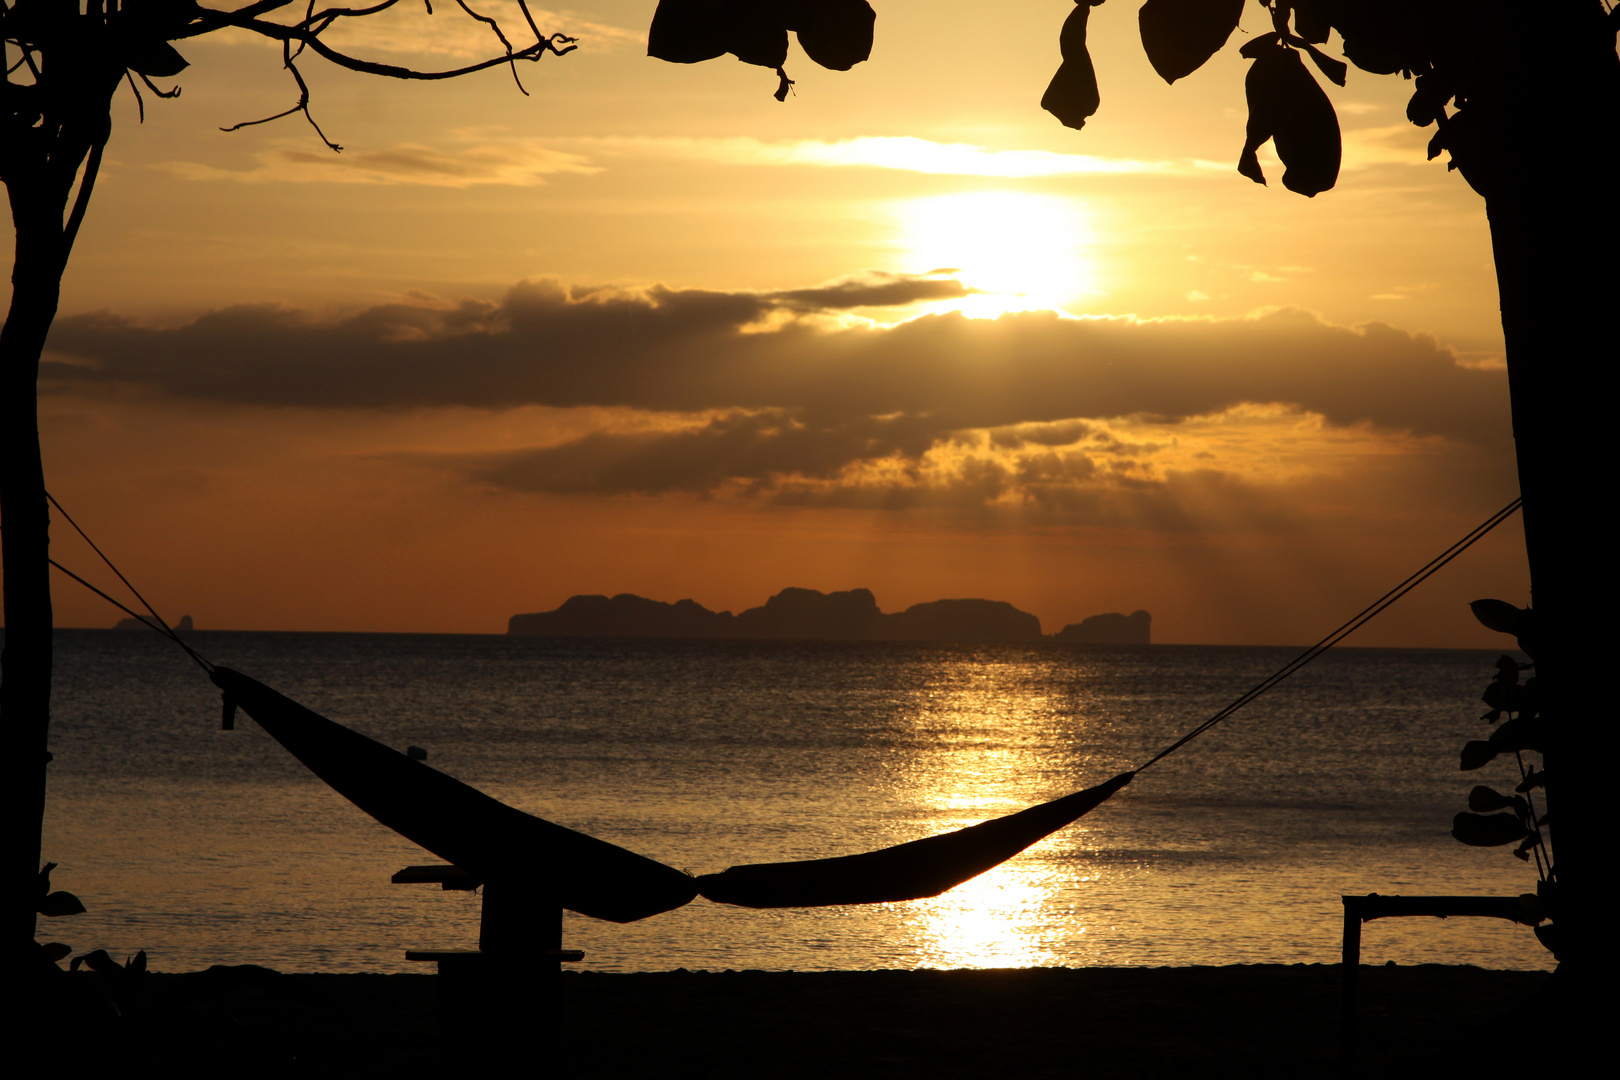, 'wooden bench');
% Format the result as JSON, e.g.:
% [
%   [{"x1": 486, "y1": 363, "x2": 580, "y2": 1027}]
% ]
[
  {"x1": 394, "y1": 864, "x2": 585, "y2": 1063},
  {"x1": 1339, "y1": 893, "x2": 1542, "y2": 1072},
  {"x1": 392, "y1": 863, "x2": 586, "y2": 965}
]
